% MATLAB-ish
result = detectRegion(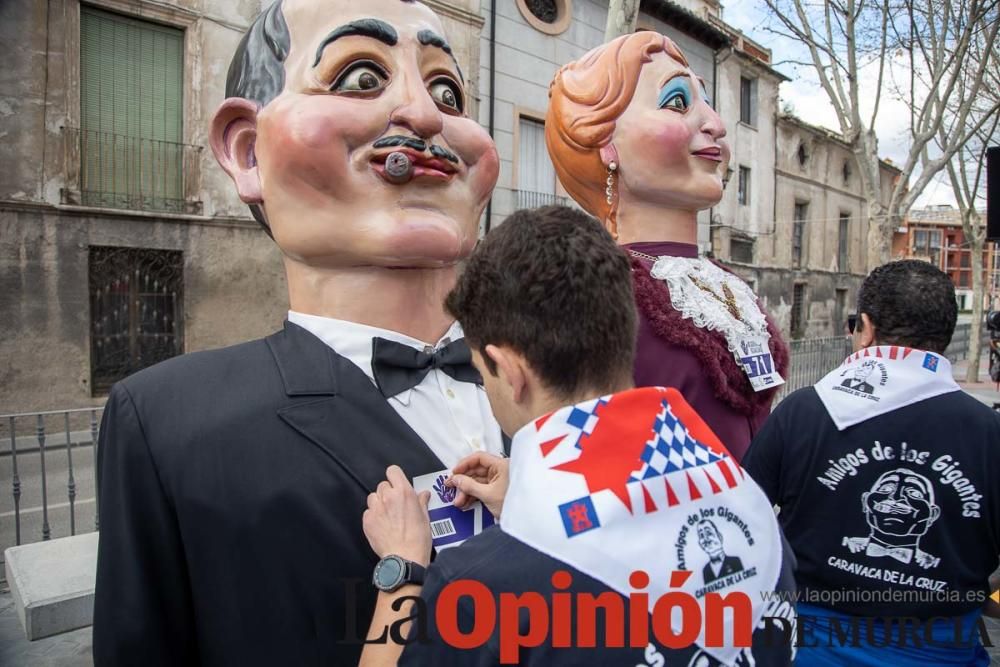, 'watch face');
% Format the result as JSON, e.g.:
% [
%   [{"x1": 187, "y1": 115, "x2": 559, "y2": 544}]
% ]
[{"x1": 375, "y1": 556, "x2": 404, "y2": 590}]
